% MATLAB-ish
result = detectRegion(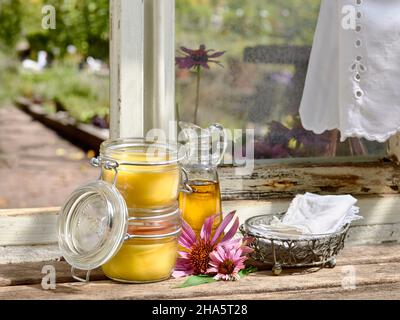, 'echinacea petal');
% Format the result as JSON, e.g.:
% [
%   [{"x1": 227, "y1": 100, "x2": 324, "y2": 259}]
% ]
[
  {"x1": 182, "y1": 219, "x2": 197, "y2": 243},
  {"x1": 172, "y1": 270, "x2": 193, "y2": 278},
  {"x1": 175, "y1": 57, "x2": 196, "y2": 70},
  {"x1": 241, "y1": 246, "x2": 254, "y2": 255},
  {"x1": 178, "y1": 236, "x2": 194, "y2": 250},
  {"x1": 211, "y1": 211, "x2": 236, "y2": 245},
  {"x1": 208, "y1": 51, "x2": 225, "y2": 58},
  {"x1": 233, "y1": 248, "x2": 243, "y2": 261},
  {"x1": 209, "y1": 248, "x2": 224, "y2": 264},
  {"x1": 207, "y1": 267, "x2": 218, "y2": 274},
  {"x1": 180, "y1": 46, "x2": 196, "y2": 55},
  {"x1": 200, "y1": 61, "x2": 210, "y2": 69},
  {"x1": 221, "y1": 217, "x2": 239, "y2": 243},
  {"x1": 200, "y1": 214, "x2": 214, "y2": 241},
  {"x1": 175, "y1": 257, "x2": 192, "y2": 268},
  {"x1": 180, "y1": 228, "x2": 196, "y2": 245},
  {"x1": 177, "y1": 251, "x2": 191, "y2": 259},
  {"x1": 216, "y1": 243, "x2": 227, "y2": 259}
]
